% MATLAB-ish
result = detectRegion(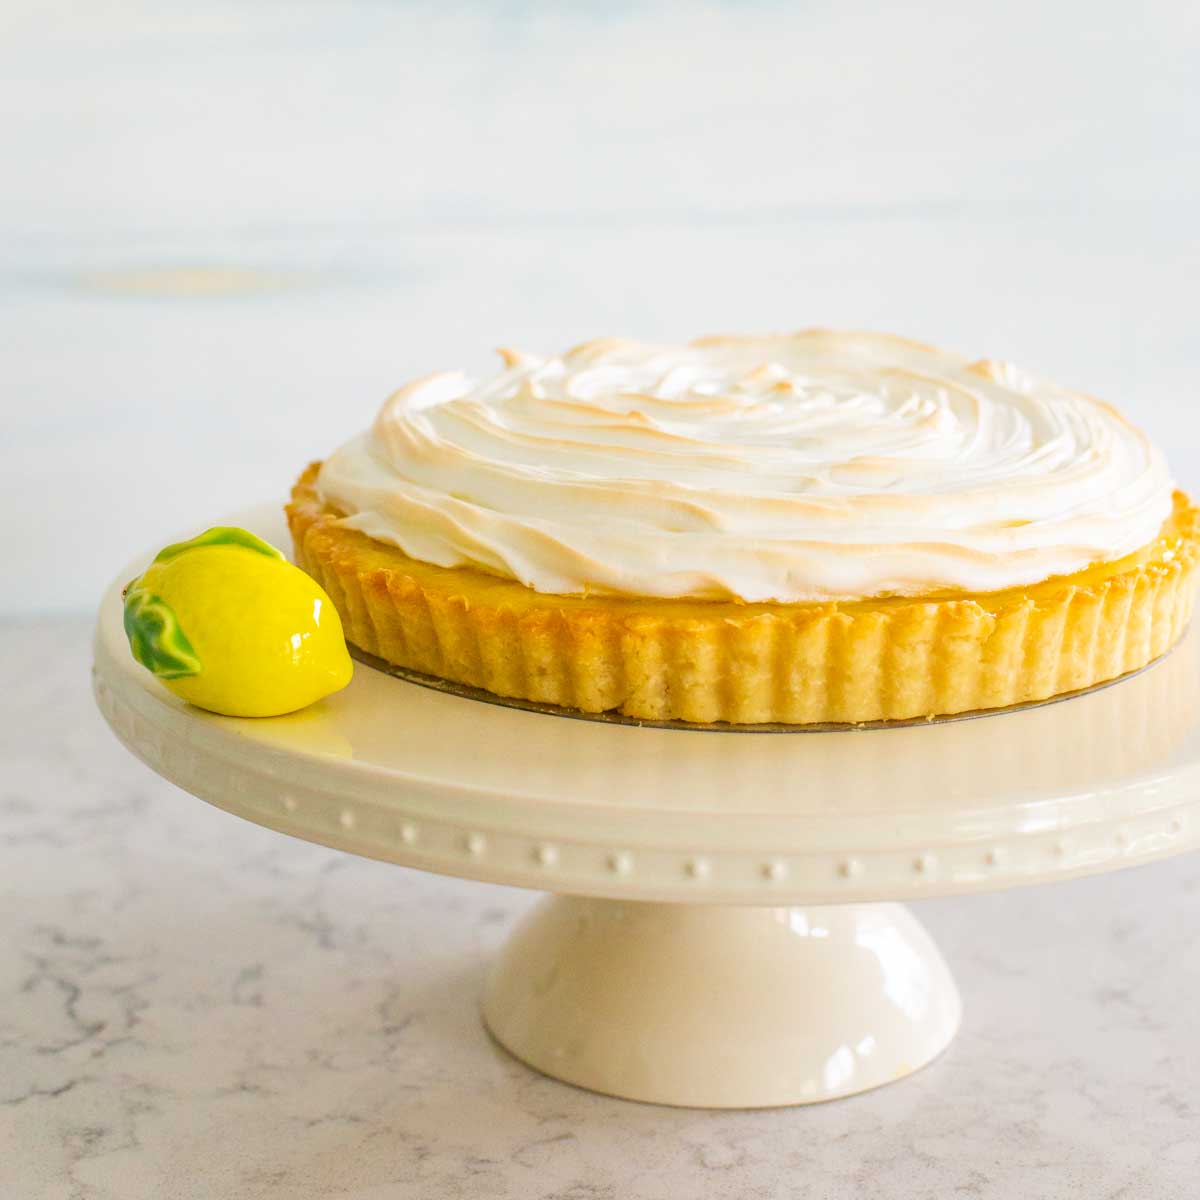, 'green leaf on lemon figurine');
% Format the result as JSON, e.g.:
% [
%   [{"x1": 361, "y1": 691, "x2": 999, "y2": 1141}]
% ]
[{"x1": 122, "y1": 526, "x2": 353, "y2": 716}]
